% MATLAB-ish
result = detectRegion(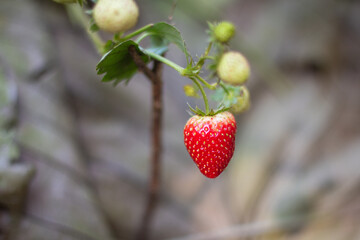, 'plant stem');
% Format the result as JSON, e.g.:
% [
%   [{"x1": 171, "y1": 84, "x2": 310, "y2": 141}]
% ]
[
  {"x1": 137, "y1": 61, "x2": 163, "y2": 240},
  {"x1": 121, "y1": 24, "x2": 154, "y2": 42},
  {"x1": 136, "y1": 33, "x2": 153, "y2": 44},
  {"x1": 204, "y1": 42, "x2": 213, "y2": 57},
  {"x1": 195, "y1": 41, "x2": 213, "y2": 69},
  {"x1": 144, "y1": 50, "x2": 184, "y2": 74},
  {"x1": 66, "y1": 4, "x2": 104, "y2": 54},
  {"x1": 195, "y1": 75, "x2": 217, "y2": 90},
  {"x1": 128, "y1": 45, "x2": 163, "y2": 240},
  {"x1": 219, "y1": 81, "x2": 230, "y2": 94},
  {"x1": 191, "y1": 77, "x2": 210, "y2": 114}
]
